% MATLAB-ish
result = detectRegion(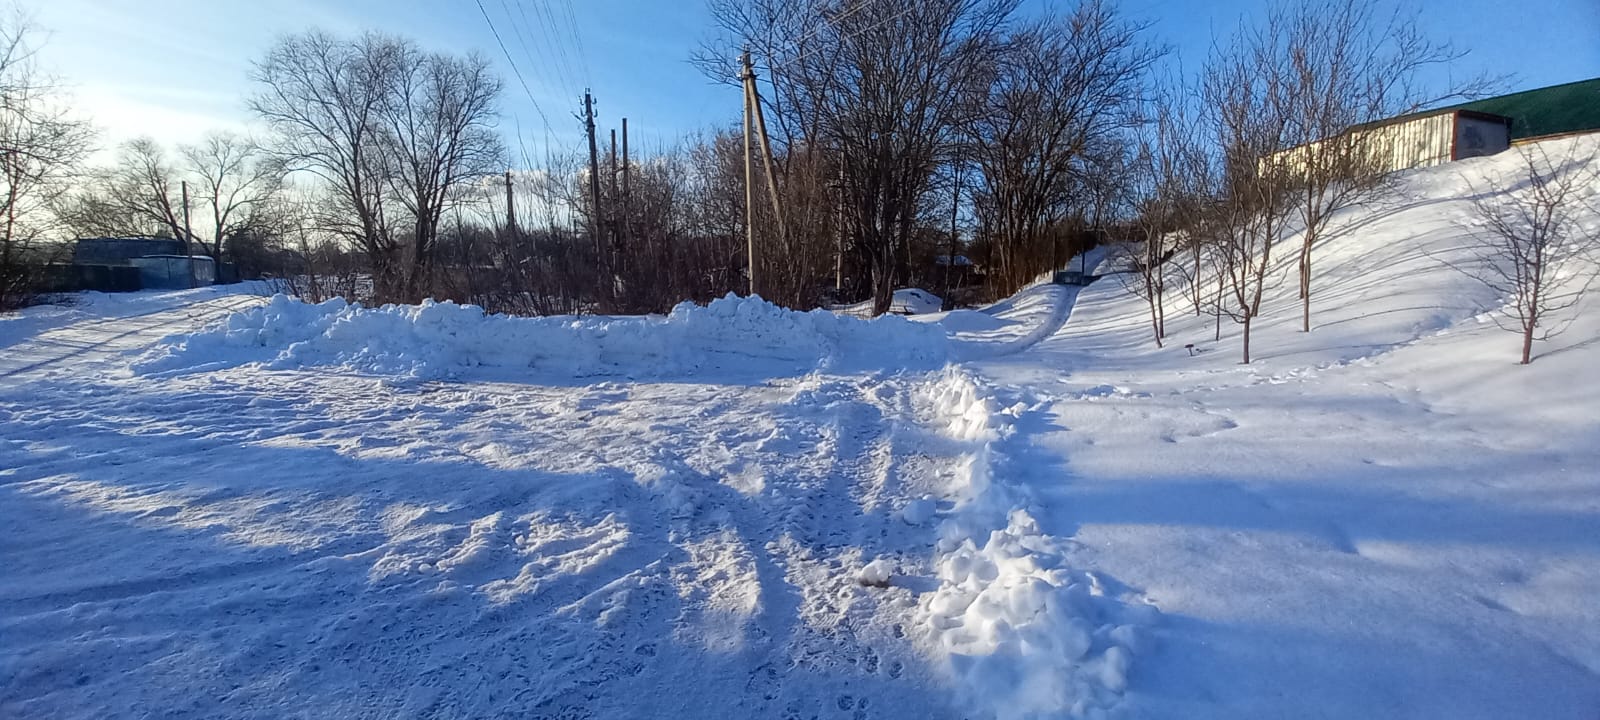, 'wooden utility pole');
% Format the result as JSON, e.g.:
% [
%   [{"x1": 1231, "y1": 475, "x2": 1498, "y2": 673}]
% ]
[
  {"x1": 584, "y1": 91, "x2": 602, "y2": 257},
  {"x1": 621, "y1": 117, "x2": 630, "y2": 251},
  {"x1": 745, "y1": 56, "x2": 786, "y2": 252},
  {"x1": 181, "y1": 179, "x2": 196, "y2": 288},
  {"x1": 835, "y1": 159, "x2": 845, "y2": 293},
  {"x1": 740, "y1": 51, "x2": 787, "y2": 297},
  {"x1": 608, "y1": 128, "x2": 619, "y2": 253},
  {"x1": 740, "y1": 52, "x2": 756, "y2": 297},
  {"x1": 504, "y1": 170, "x2": 516, "y2": 238},
  {"x1": 945, "y1": 162, "x2": 961, "y2": 309}
]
